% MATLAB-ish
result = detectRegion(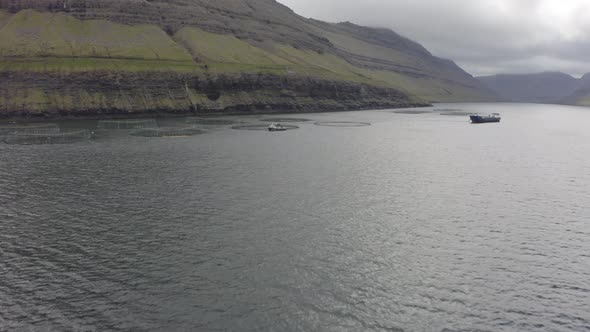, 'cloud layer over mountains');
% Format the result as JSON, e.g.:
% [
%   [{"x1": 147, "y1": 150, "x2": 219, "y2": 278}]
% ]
[{"x1": 279, "y1": 0, "x2": 590, "y2": 76}]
